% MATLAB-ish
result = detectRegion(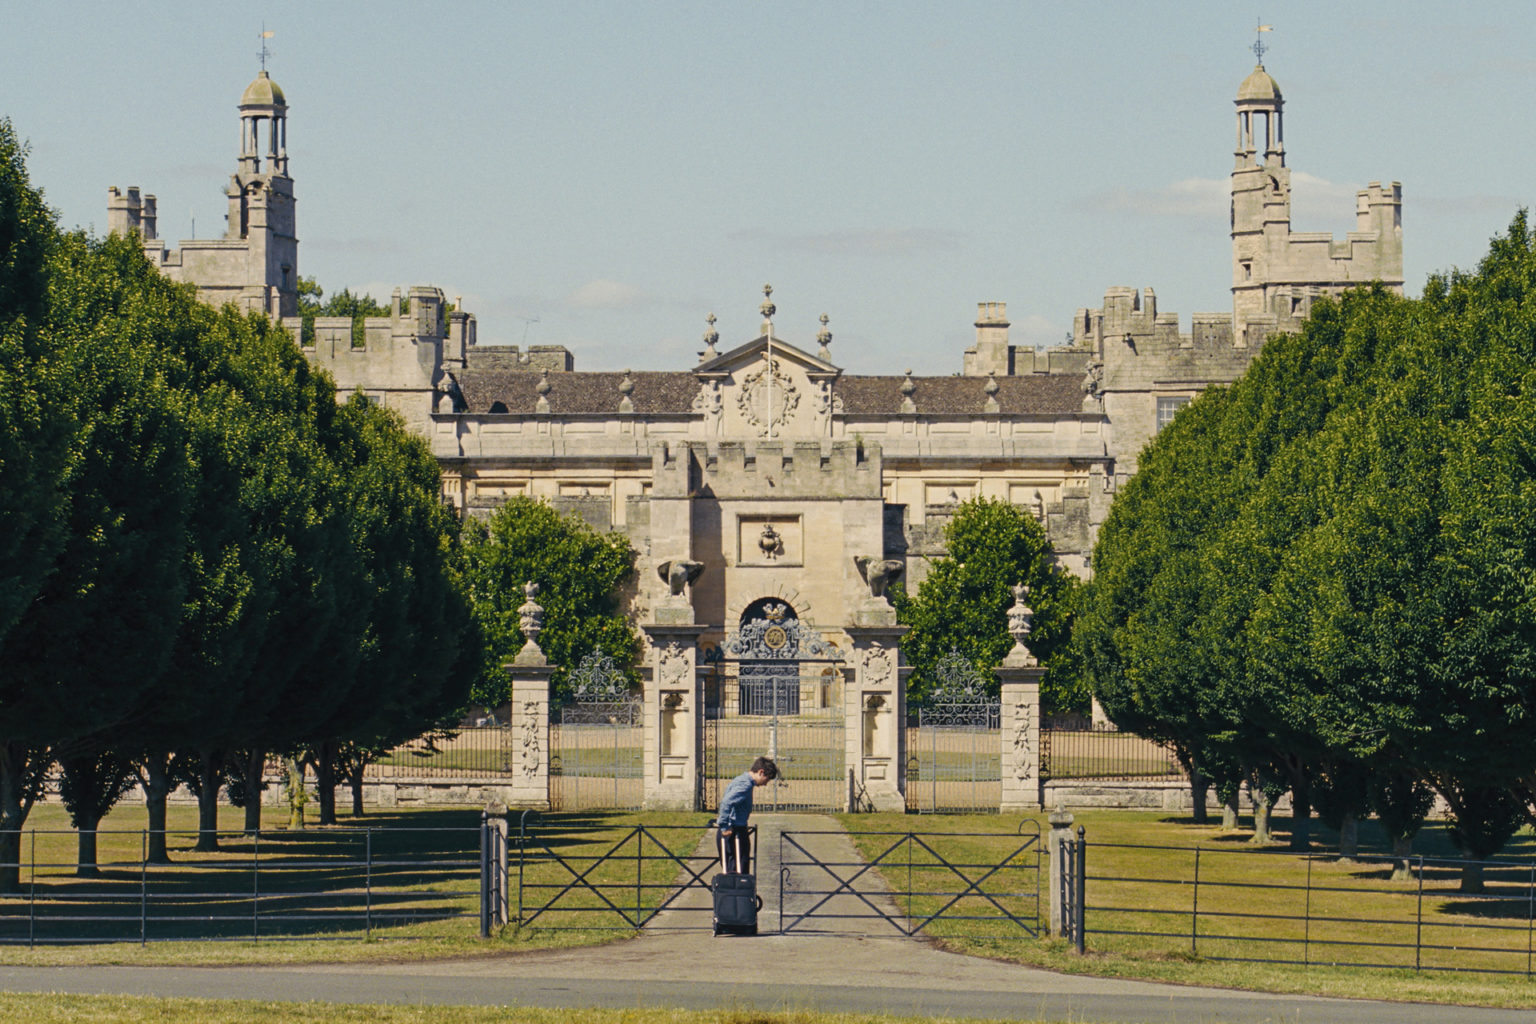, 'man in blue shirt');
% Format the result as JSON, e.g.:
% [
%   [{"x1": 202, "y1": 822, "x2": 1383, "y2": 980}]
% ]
[{"x1": 716, "y1": 756, "x2": 778, "y2": 873}]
